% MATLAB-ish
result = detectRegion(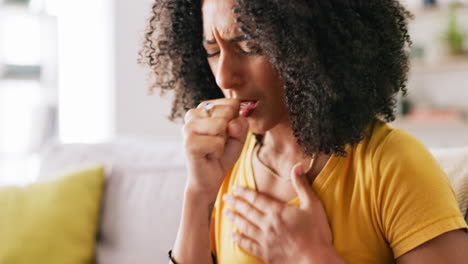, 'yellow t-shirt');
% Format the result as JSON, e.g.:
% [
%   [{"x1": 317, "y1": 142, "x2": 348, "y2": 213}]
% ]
[{"x1": 211, "y1": 120, "x2": 467, "y2": 264}]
